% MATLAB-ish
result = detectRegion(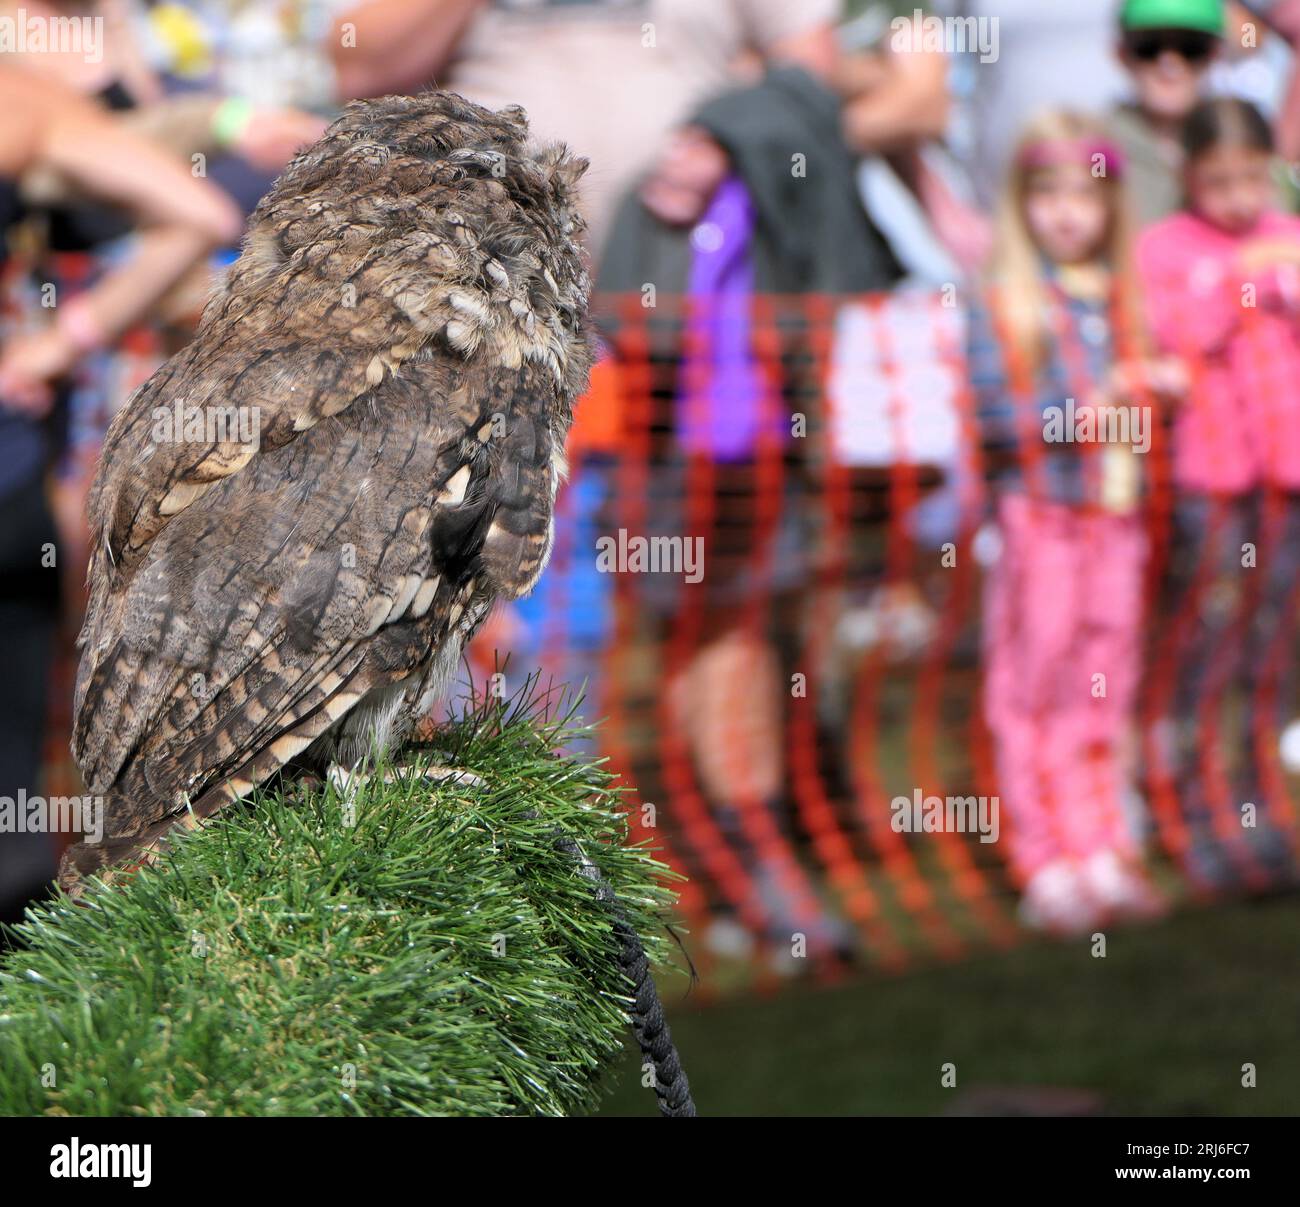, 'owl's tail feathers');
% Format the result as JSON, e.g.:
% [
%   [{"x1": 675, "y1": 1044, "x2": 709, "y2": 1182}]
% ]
[{"x1": 56, "y1": 813, "x2": 198, "y2": 901}]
